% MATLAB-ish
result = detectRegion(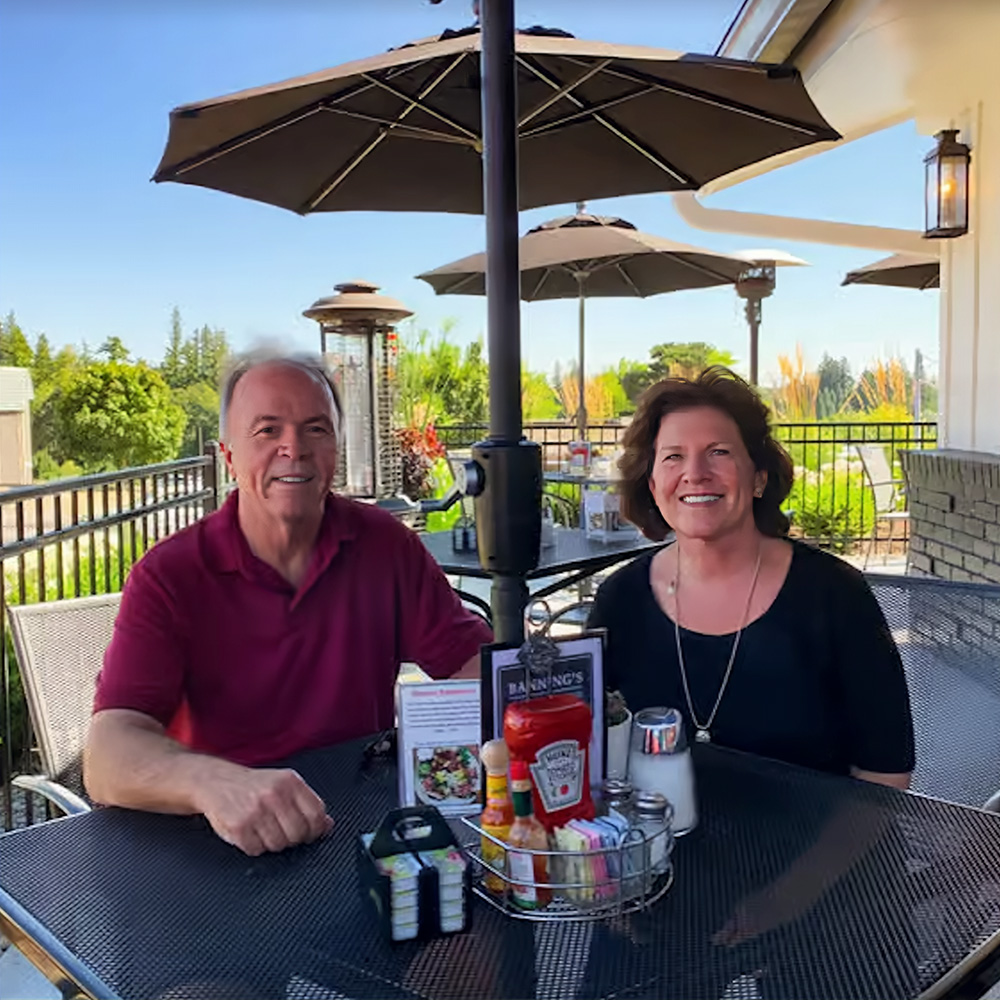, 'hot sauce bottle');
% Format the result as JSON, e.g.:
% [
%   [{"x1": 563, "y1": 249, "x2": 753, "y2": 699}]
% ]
[
  {"x1": 506, "y1": 759, "x2": 551, "y2": 909},
  {"x1": 503, "y1": 694, "x2": 595, "y2": 832}
]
